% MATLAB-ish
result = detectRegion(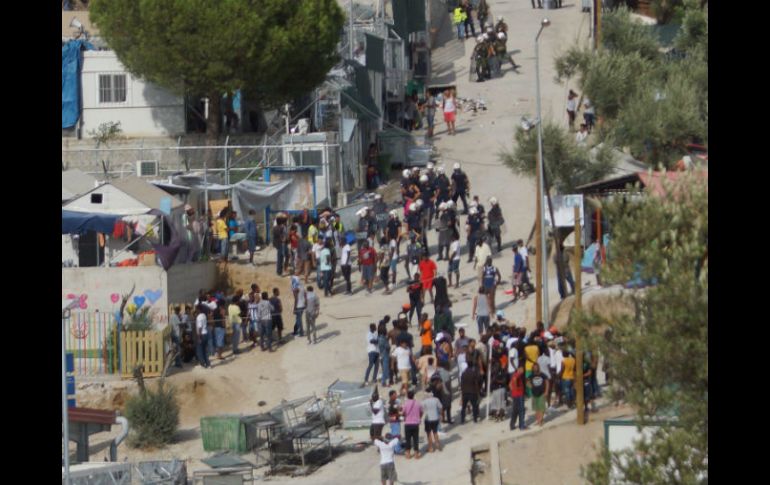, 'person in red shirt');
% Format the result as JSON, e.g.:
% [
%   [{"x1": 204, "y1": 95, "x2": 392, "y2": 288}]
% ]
[
  {"x1": 418, "y1": 253, "x2": 437, "y2": 304},
  {"x1": 509, "y1": 367, "x2": 526, "y2": 431},
  {"x1": 359, "y1": 240, "x2": 377, "y2": 293},
  {"x1": 288, "y1": 225, "x2": 300, "y2": 274}
]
